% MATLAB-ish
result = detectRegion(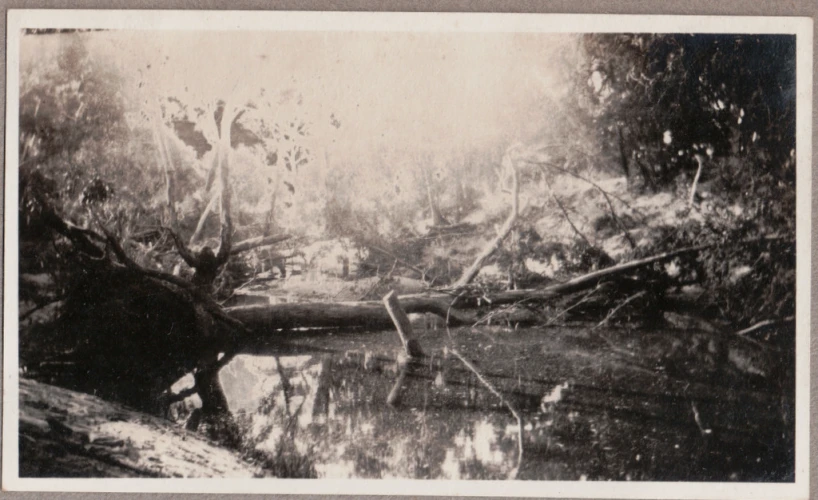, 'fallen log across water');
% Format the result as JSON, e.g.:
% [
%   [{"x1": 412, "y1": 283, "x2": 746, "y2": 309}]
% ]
[
  {"x1": 225, "y1": 236, "x2": 789, "y2": 334},
  {"x1": 224, "y1": 241, "x2": 727, "y2": 332},
  {"x1": 227, "y1": 296, "x2": 475, "y2": 332}
]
